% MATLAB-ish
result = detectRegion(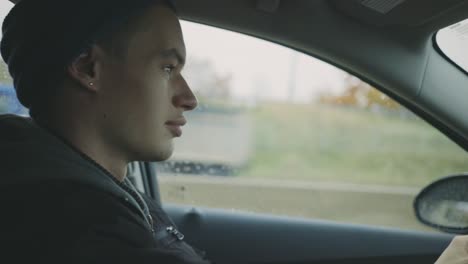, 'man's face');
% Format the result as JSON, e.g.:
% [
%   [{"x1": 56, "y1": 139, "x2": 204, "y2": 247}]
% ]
[{"x1": 96, "y1": 5, "x2": 197, "y2": 162}]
